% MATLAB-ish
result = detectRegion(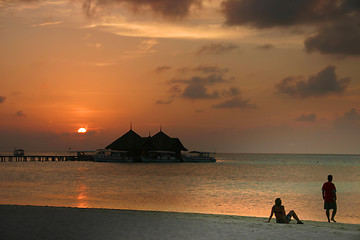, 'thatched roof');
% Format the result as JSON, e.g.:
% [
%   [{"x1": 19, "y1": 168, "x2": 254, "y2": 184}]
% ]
[
  {"x1": 105, "y1": 129, "x2": 187, "y2": 152},
  {"x1": 151, "y1": 131, "x2": 188, "y2": 151},
  {"x1": 105, "y1": 130, "x2": 151, "y2": 151}
]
